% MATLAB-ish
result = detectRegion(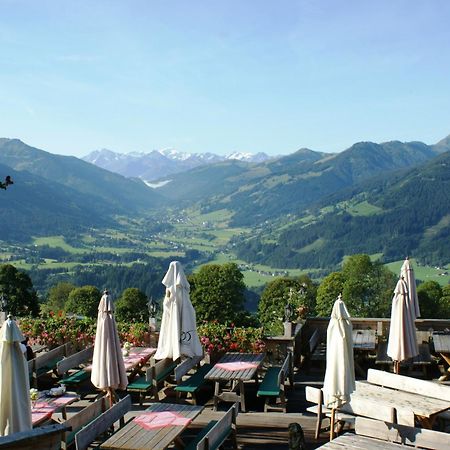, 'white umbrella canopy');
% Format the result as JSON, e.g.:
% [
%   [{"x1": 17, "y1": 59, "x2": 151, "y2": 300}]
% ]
[
  {"x1": 0, "y1": 316, "x2": 32, "y2": 436},
  {"x1": 400, "y1": 257, "x2": 420, "y2": 319},
  {"x1": 387, "y1": 278, "x2": 419, "y2": 373},
  {"x1": 154, "y1": 261, "x2": 203, "y2": 360},
  {"x1": 323, "y1": 295, "x2": 355, "y2": 410},
  {"x1": 91, "y1": 291, "x2": 128, "y2": 402}
]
